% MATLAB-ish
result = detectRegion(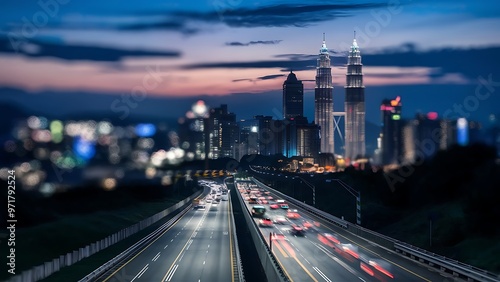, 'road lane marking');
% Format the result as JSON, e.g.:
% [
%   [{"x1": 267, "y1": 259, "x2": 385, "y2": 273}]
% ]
[
  {"x1": 273, "y1": 240, "x2": 289, "y2": 258},
  {"x1": 102, "y1": 209, "x2": 195, "y2": 282},
  {"x1": 165, "y1": 264, "x2": 178, "y2": 281},
  {"x1": 292, "y1": 255, "x2": 319, "y2": 282},
  {"x1": 280, "y1": 240, "x2": 296, "y2": 257},
  {"x1": 164, "y1": 244, "x2": 168, "y2": 249},
  {"x1": 313, "y1": 242, "x2": 365, "y2": 280},
  {"x1": 131, "y1": 264, "x2": 149, "y2": 282},
  {"x1": 321, "y1": 223, "x2": 432, "y2": 281},
  {"x1": 161, "y1": 205, "x2": 210, "y2": 282},
  {"x1": 186, "y1": 239, "x2": 193, "y2": 250},
  {"x1": 152, "y1": 252, "x2": 161, "y2": 262},
  {"x1": 313, "y1": 266, "x2": 332, "y2": 282}
]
